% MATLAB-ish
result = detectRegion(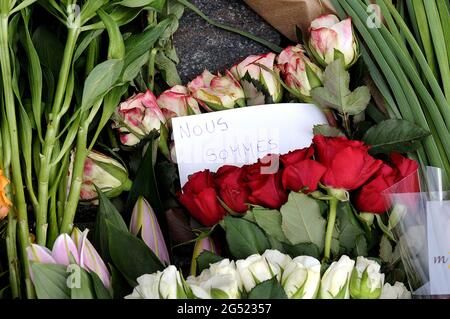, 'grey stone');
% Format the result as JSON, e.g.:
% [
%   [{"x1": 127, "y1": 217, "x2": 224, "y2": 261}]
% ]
[{"x1": 174, "y1": 0, "x2": 282, "y2": 83}]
